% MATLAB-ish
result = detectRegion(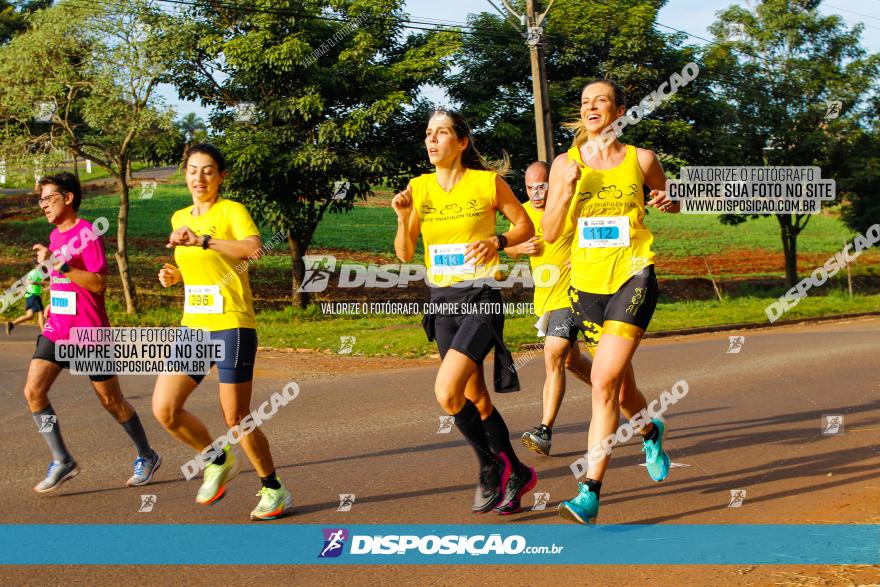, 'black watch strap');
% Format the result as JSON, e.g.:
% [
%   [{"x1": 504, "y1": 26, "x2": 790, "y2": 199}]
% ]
[
  {"x1": 496, "y1": 234, "x2": 508, "y2": 250},
  {"x1": 202, "y1": 234, "x2": 211, "y2": 250}
]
